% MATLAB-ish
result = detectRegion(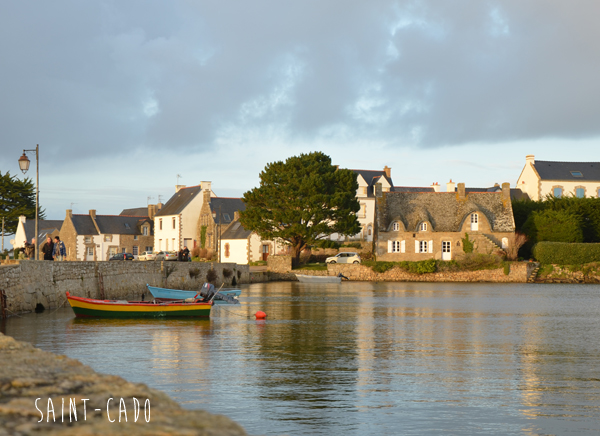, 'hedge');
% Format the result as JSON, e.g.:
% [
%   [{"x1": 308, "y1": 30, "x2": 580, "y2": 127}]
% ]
[{"x1": 532, "y1": 242, "x2": 600, "y2": 265}]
